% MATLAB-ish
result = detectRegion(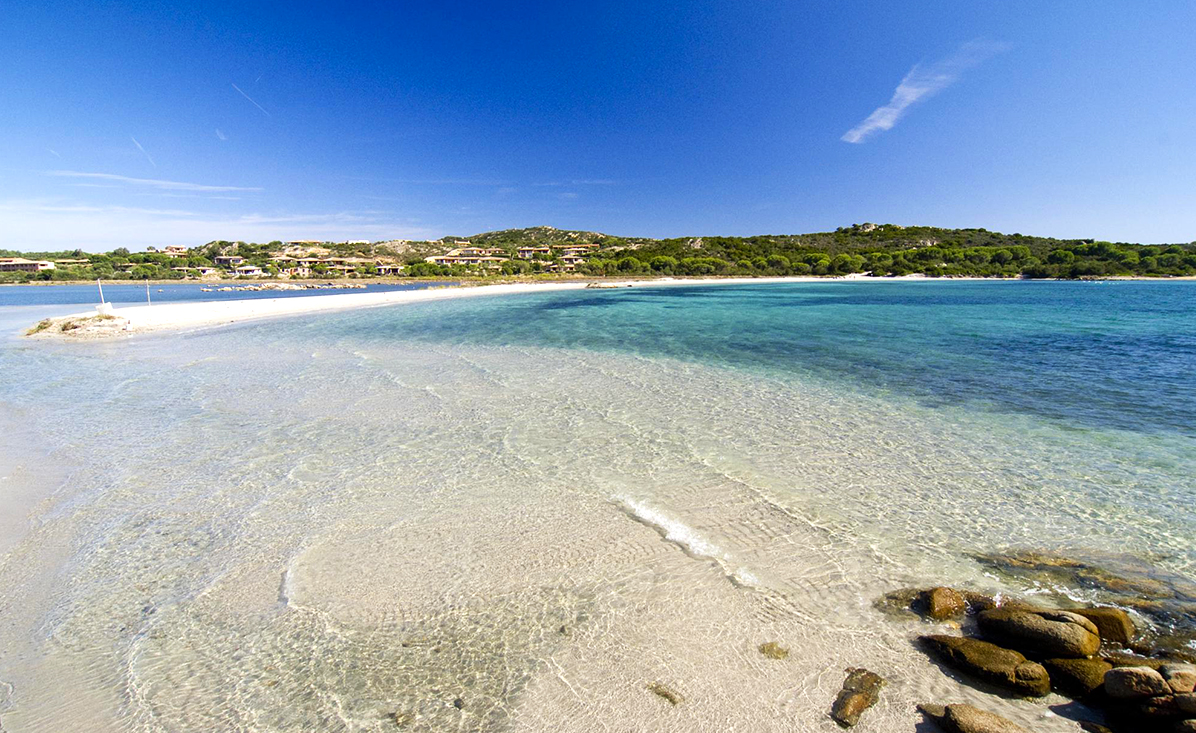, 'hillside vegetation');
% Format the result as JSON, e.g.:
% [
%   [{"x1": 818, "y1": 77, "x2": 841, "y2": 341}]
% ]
[{"x1": 3, "y1": 223, "x2": 1195, "y2": 282}]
